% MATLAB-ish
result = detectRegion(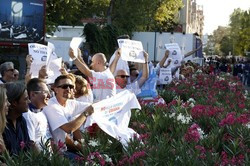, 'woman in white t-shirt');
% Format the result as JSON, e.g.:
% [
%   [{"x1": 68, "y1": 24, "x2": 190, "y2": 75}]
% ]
[{"x1": 74, "y1": 75, "x2": 93, "y2": 103}]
